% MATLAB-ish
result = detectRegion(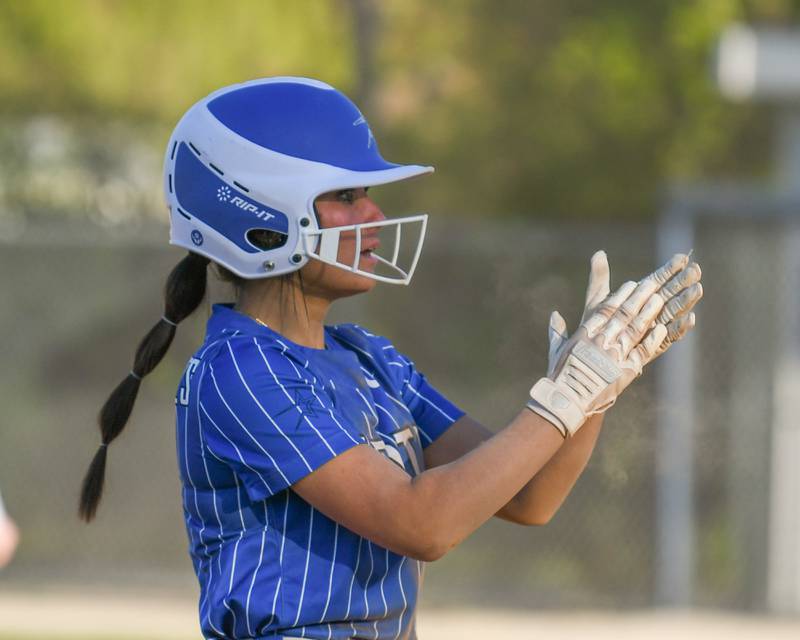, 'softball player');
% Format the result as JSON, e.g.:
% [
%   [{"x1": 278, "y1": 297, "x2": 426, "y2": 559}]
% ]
[{"x1": 79, "y1": 78, "x2": 702, "y2": 639}]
